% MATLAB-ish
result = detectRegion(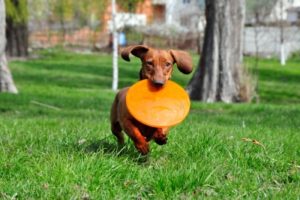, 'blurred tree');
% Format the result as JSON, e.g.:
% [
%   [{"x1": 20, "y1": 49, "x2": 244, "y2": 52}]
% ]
[
  {"x1": 5, "y1": 0, "x2": 28, "y2": 57},
  {"x1": 51, "y1": 0, "x2": 74, "y2": 43},
  {"x1": 46, "y1": 0, "x2": 109, "y2": 44},
  {"x1": 74, "y1": 0, "x2": 108, "y2": 28},
  {"x1": 187, "y1": 0, "x2": 249, "y2": 102},
  {"x1": 0, "y1": 0, "x2": 18, "y2": 93},
  {"x1": 27, "y1": 0, "x2": 109, "y2": 46},
  {"x1": 74, "y1": 0, "x2": 108, "y2": 47}
]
